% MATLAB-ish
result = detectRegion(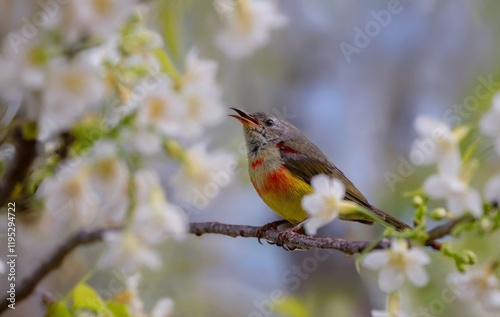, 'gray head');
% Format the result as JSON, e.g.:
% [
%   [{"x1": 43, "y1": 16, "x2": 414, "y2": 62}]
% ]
[{"x1": 229, "y1": 107, "x2": 301, "y2": 155}]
